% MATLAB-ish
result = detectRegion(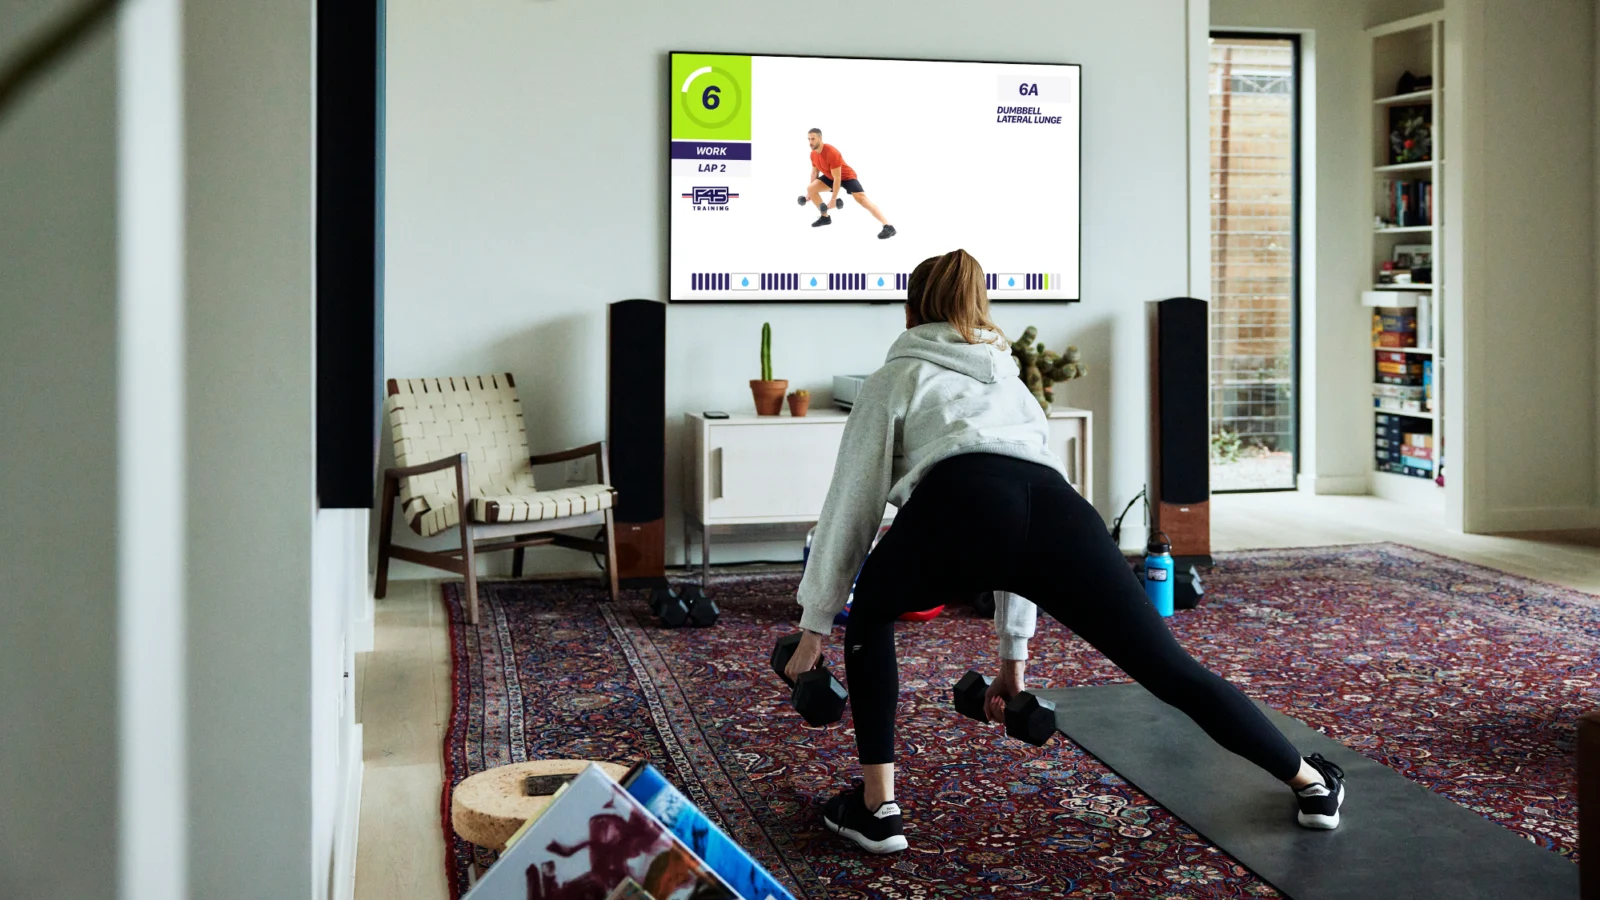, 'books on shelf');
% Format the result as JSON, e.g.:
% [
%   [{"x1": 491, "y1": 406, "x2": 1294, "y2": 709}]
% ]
[
  {"x1": 1374, "y1": 415, "x2": 1436, "y2": 479},
  {"x1": 622, "y1": 762, "x2": 797, "y2": 900},
  {"x1": 1415, "y1": 293, "x2": 1432, "y2": 349},
  {"x1": 464, "y1": 763, "x2": 738, "y2": 900},
  {"x1": 1376, "y1": 356, "x2": 1425, "y2": 386},
  {"x1": 1373, "y1": 382, "x2": 1426, "y2": 412},
  {"x1": 1381, "y1": 179, "x2": 1433, "y2": 228},
  {"x1": 1372, "y1": 311, "x2": 1417, "y2": 348}
]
